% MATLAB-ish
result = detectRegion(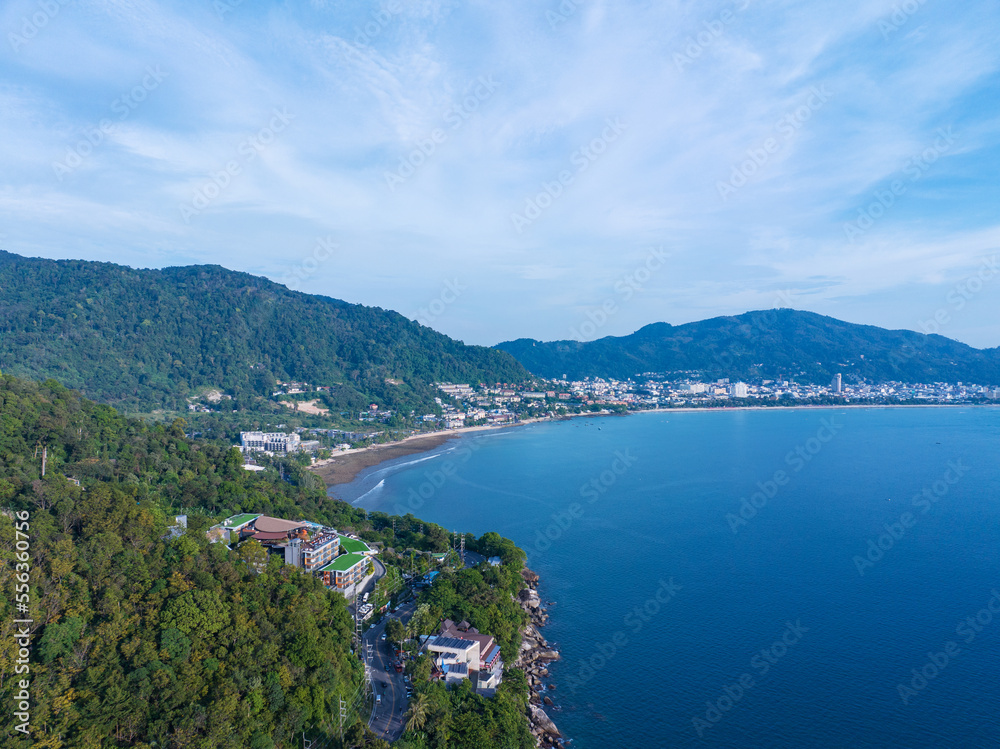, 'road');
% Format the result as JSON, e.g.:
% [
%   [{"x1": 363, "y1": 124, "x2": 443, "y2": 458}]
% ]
[
  {"x1": 365, "y1": 598, "x2": 417, "y2": 742},
  {"x1": 347, "y1": 557, "x2": 386, "y2": 619},
  {"x1": 463, "y1": 550, "x2": 486, "y2": 568}
]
